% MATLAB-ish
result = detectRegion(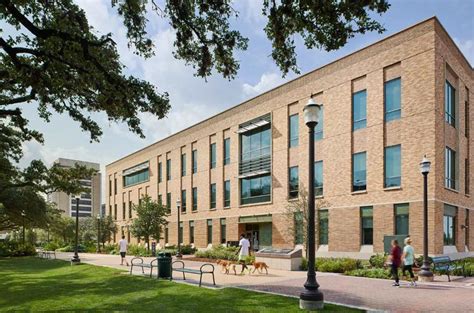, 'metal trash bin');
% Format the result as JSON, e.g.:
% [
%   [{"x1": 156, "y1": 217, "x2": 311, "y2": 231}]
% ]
[{"x1": 157, "y1": 252, "x2": 172, "y2": 280}]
